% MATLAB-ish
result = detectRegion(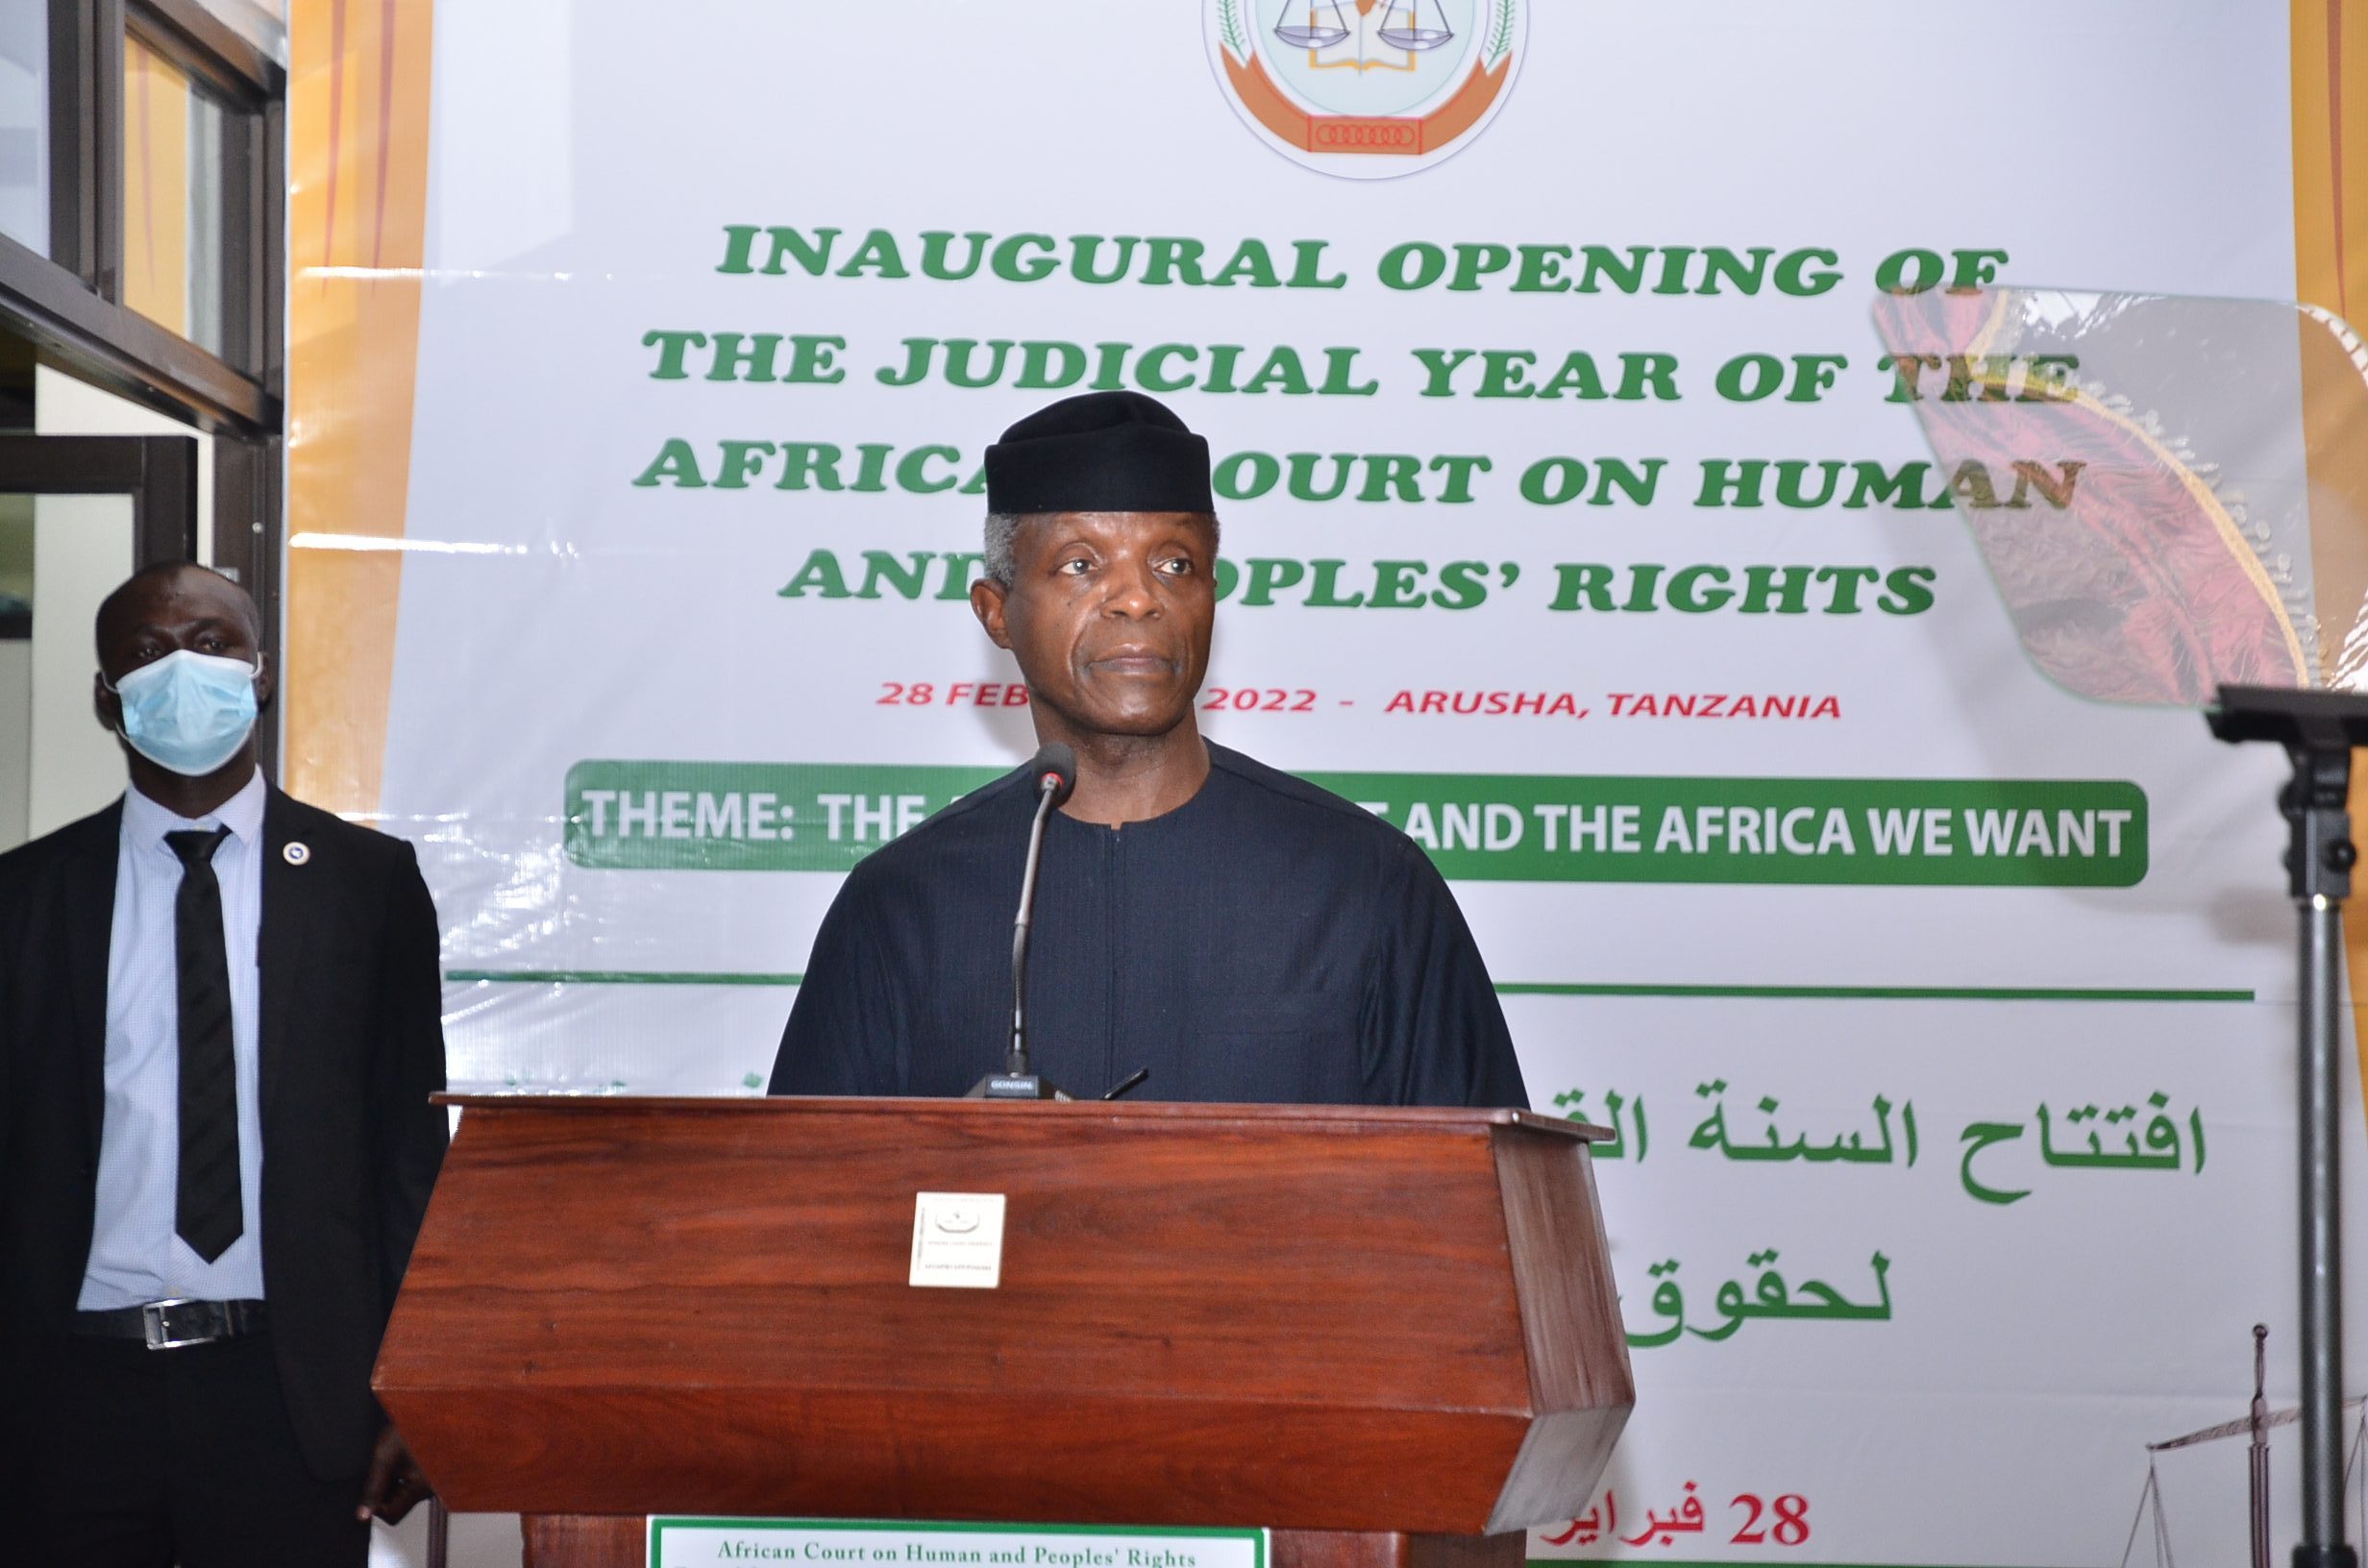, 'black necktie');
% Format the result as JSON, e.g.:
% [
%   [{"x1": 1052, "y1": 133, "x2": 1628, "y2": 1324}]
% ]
[{"x1": 165, "y1": 826, "x2": 242, "y2": 1264}]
